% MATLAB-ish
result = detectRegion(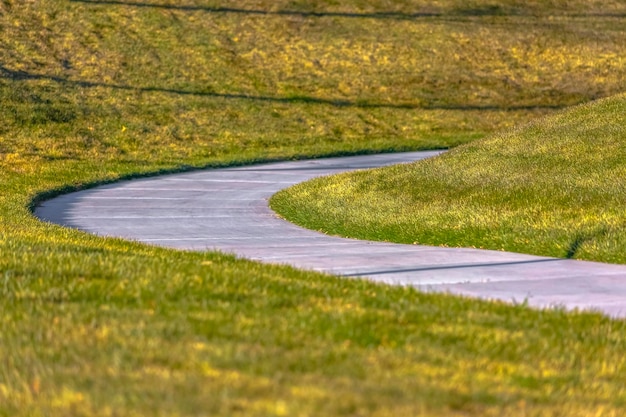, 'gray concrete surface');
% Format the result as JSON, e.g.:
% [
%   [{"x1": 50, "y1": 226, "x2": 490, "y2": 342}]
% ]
[{"x1": 35, "y1": 151, "x2": 626, "y2": 317}]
